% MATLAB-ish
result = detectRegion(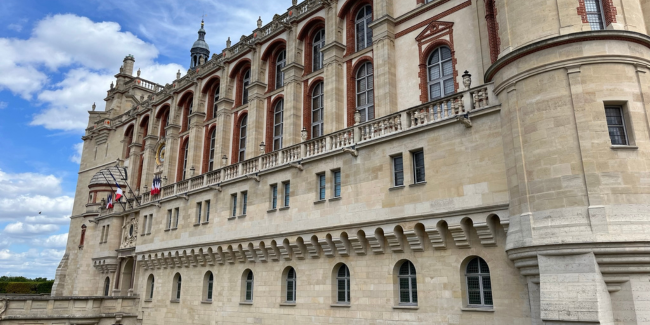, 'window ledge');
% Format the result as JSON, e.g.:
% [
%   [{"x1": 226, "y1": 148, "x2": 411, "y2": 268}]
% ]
[
  {"x1": 170, "y1": 299, "x2": 180, "y2": 303},
  {"x1": 171, "y1": 227, "x2": 178, "y2": 231},
  {"x1": 611, "y1": 145, "x2": 638, "y2": 150},
  {"x1": 267, "y1": 208, "x2": 277, "y2": 213},
  {"x1": 314, "y1": 200, "x2": 326, "y2": 205},
  {"x1": 193, "y1": 223, "x2": 200, "y2": 227},
  {"x1": 330, "y1": 303, "x2": 351, "y2": 308},
  {"x1": 280, "y1": 302, "x2": 296, "y2": 307},
  {"x1": 389, "y1": 185, "x2": 405, "y2": 191},
  {"x1": 201, "y1": 300, "x2": 213, "y2": 304},
  {"x1": 238, "y1": 214, "x2": 247, "y2": 218},
  {"x1": 461, "y1": 307, "x2": 494, "y2": 312},
  {"x1": 144, "y1": 299, "x2": 152, "y2": 302},
  {"x1": 328, "y1": 197, "x2": 342, "y2": 202},
  {"x1": 164, "y1": 229, "x2": 171, "y2": 232},
  {"x1": 201, "y1": 221, "x2": 210, "y2": 225},
  {"x1": 344, "y1": 46, "x2": 373, "y2": 61},
  {"x1": 279, "y1": 206, "x2": 290, "y2": 211},
  {"x1": 239, "y1": 301, "x2": 253, "y2": 305},
  {"x1": 227, "y1": 216, "x2": 236, "y2": 221},
  {"x1": 393, "y1": 305, "x2": 419, "y2": 310},
  {"x1": 409, "y1": 182, "x2": 427, "y2": 187}
]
